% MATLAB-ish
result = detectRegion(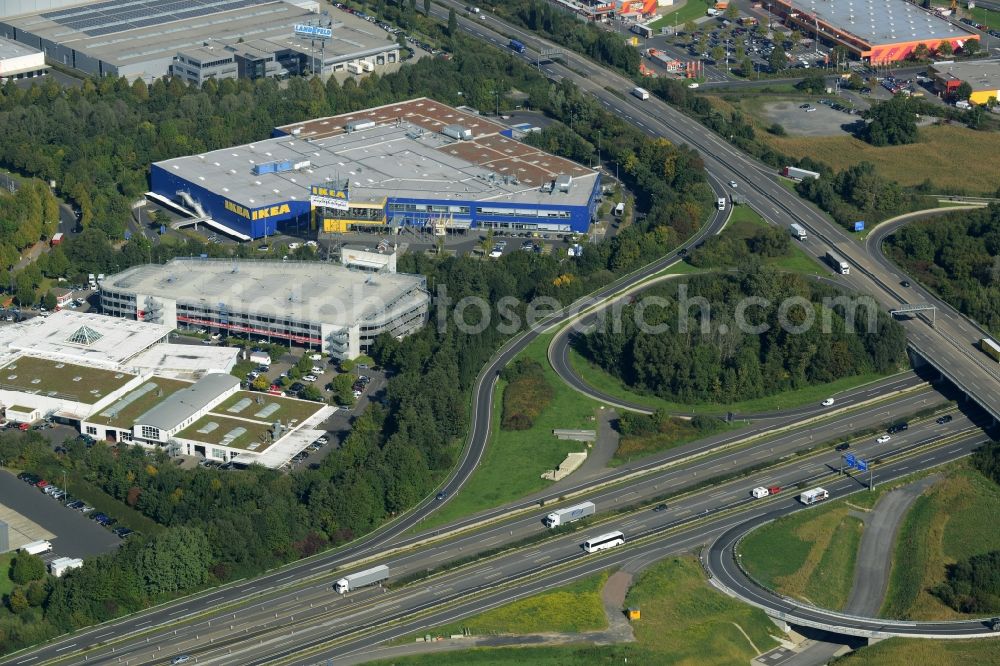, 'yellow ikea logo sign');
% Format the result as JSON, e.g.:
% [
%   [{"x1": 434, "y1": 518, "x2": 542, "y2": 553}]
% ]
[
  {"x1": 224, "y1": 200, "x2": 291, "y2": 221},
  {"x1": 310, "y1": 185, "x2": 349, "y2": 200}
]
